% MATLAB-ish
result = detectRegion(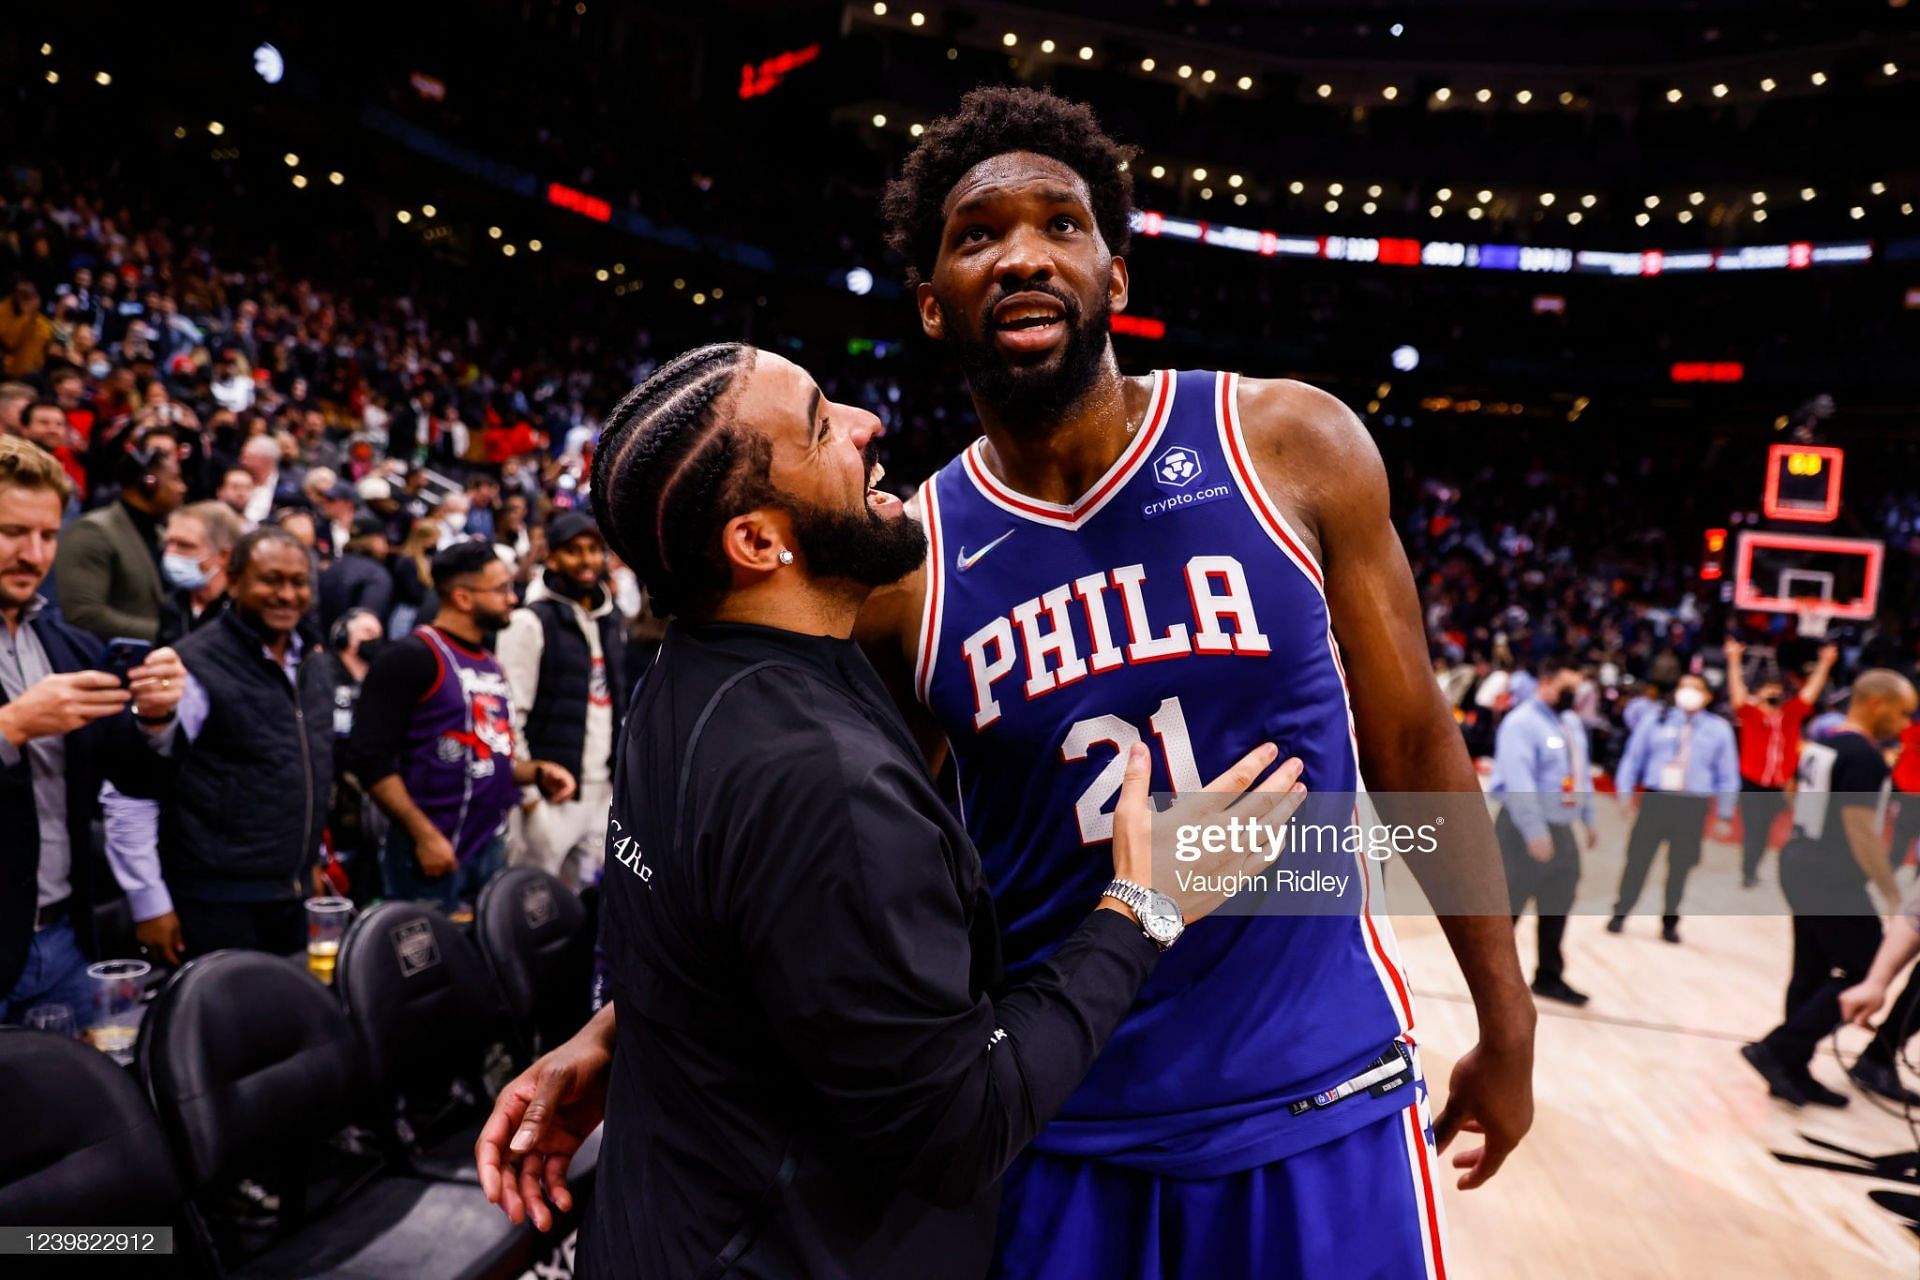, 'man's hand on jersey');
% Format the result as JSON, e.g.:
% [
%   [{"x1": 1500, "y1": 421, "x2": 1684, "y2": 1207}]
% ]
[
  {"x1": 1109, "y1": 741, "x2": 1309, "y2": 926},
  {"x1": 477, "y1": 1008, "x2": 614, "y2": 1231},
  {"x1": 1433, "y1": 1023, "x2": 1535, "y2": 1190}
]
